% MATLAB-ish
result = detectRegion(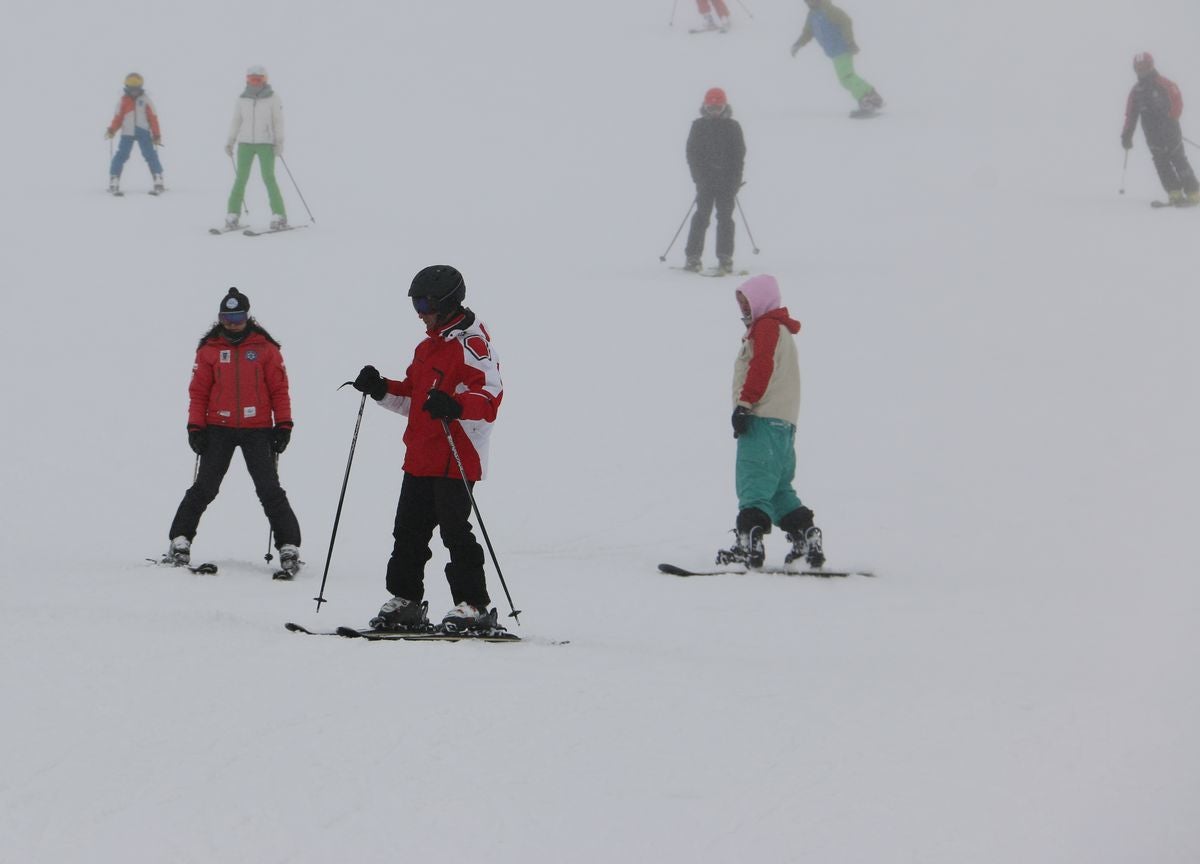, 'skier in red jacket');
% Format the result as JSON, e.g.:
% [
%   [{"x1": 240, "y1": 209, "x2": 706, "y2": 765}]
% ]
[
  {"x1": 1122, "y1": 53, "x2": 1199, "y2": 207},
  {"x1": 166, "y1": 288, "x2": 301, "y2": 574},
  {"x1": 352, "y1": 265, "x2": 504, "y2": 633}
]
